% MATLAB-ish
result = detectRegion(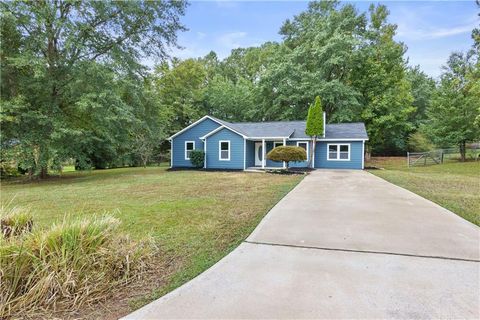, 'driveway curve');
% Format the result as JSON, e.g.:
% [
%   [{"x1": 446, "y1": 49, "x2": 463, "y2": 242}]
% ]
[{"x1": 123, "y1": 170, "x2": 480, "y2": 319}]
